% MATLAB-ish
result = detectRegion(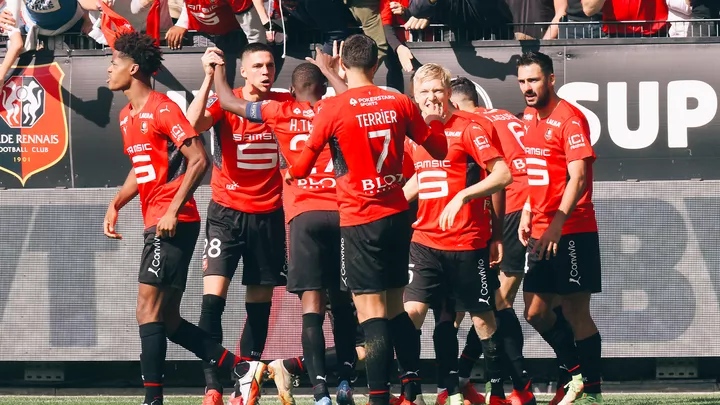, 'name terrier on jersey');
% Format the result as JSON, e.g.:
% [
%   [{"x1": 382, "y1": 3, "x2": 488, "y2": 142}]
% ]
[{"x1": 355, "y1": 110, "x2": 398, "y2": 127}]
